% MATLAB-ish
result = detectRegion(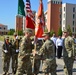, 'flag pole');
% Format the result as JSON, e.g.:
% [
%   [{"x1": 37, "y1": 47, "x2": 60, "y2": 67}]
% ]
[
  {"x1": 32, "y1": 0, "x2": 43, "y2": 73},
  {"x1": 23, "y1": 16, "x2": 25, "y2": 31}
]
